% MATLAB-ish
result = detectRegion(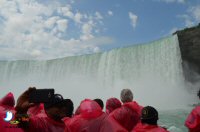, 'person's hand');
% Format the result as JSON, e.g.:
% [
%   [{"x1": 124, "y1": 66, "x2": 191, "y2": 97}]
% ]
[{"x1": 15, "y1": 87, "x2": 36, "y2": 114}]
